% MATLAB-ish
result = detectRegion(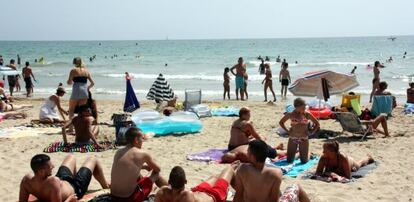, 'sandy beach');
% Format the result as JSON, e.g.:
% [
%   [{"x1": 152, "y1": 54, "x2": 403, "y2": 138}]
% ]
[{"x1": 0, "y1": 98, "x2": 413, "y2": 201}]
